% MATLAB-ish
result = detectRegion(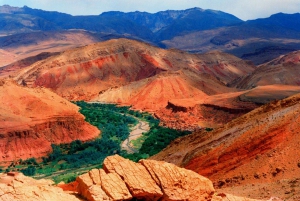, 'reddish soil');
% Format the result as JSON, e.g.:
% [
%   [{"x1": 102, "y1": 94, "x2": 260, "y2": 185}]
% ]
[
  {"x1": 152, "y1": 93, "x2": 300, "y2": 200},
  {"x1": 156, "y1": 85, "x2": 300, "y2": 130}
]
